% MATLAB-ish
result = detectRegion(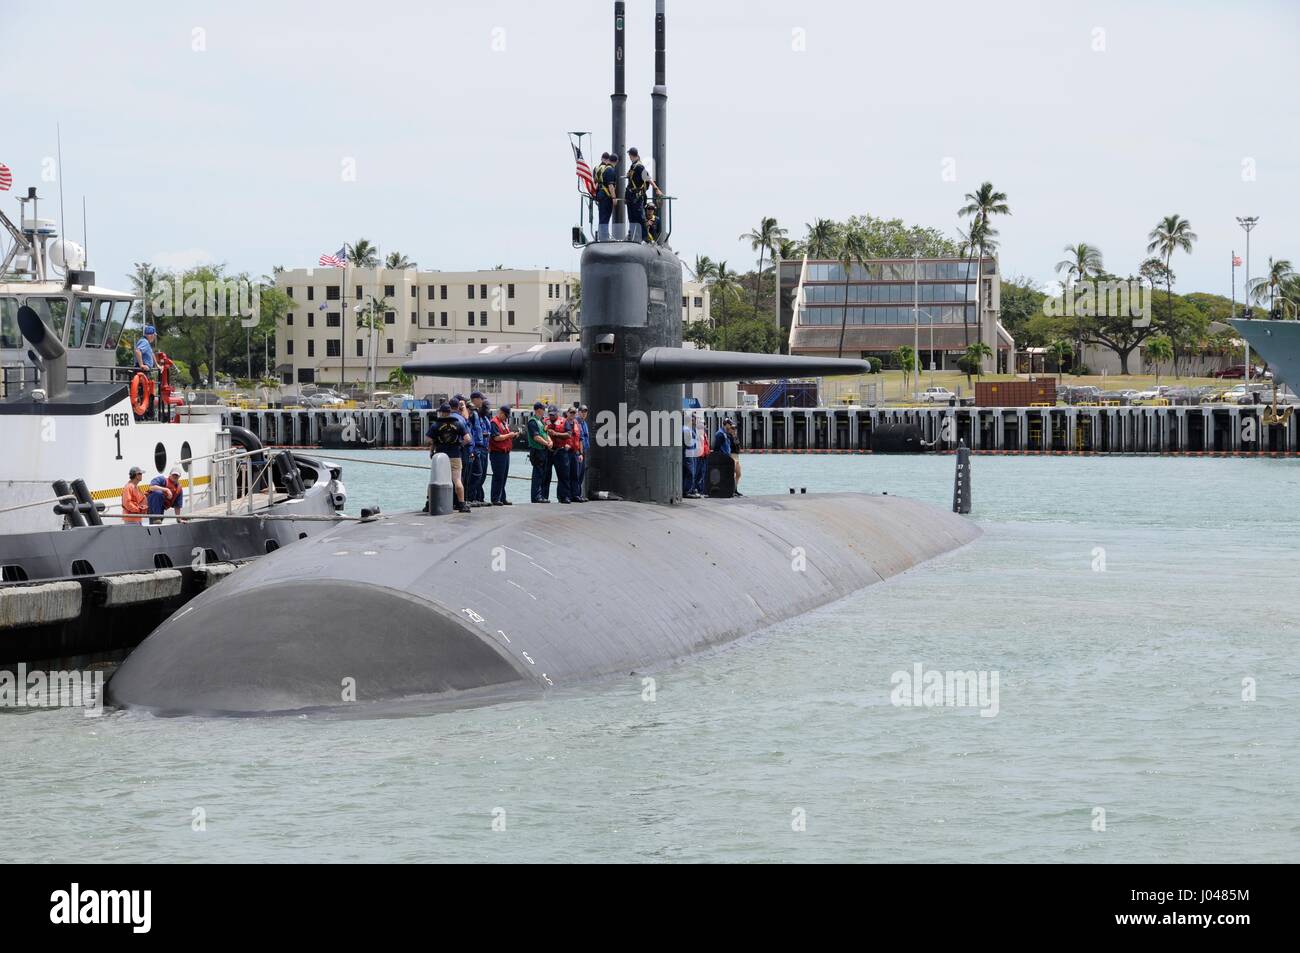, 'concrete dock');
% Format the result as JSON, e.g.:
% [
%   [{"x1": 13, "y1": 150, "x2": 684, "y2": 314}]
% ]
[{"x1": 223, "y1": 404, "x2": 1300, "y2": 455}]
